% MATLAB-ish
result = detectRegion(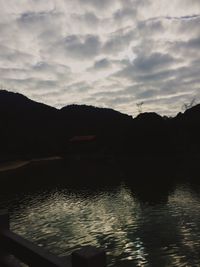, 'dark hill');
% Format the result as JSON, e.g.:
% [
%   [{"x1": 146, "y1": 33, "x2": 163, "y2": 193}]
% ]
[
  {"x1": 171, "y1": 103, "x2": 200, "y2": 154},
  {"x1": 59, "y1": 104, "x2": 133, "y2": 154},
  {"x1": 0, "y1": 91, "x2": 132, "y2": 159},
  {"x1": 123, "y1": 112, "x2": 169, "y2": 155},
  {"x1": 60, "y1": 104, "x2": 132, "y2": 135},
  {"x1": 134, "y1": 112, "x2": 165, "y2": 128},
  {"x1": 183, "y1": 103, "x2": 200, "y2": 121},
  {"x1": 135, "y1": 112, "x2": 163, "y2": 122},
  {"x1": 61, "y1": 104, "x2": 131, "y2": 122},
  {"x1": 0, "y1": 90, "x2": 56, "y2": 114},
  {"x1": 1, "y1": 90, "x2": 200, "y2": 160},
  {"x1": 0, "y1": 90, "x2": 59, "y2": 160}
]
